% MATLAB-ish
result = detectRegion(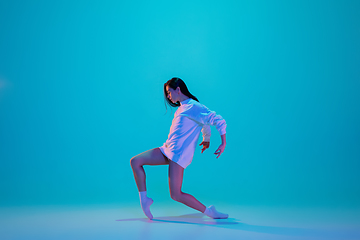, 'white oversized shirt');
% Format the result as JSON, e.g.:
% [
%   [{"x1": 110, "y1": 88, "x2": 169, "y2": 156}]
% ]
[{"x1": 159, "y1": 98, "x2": 227, "y2": 168}]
